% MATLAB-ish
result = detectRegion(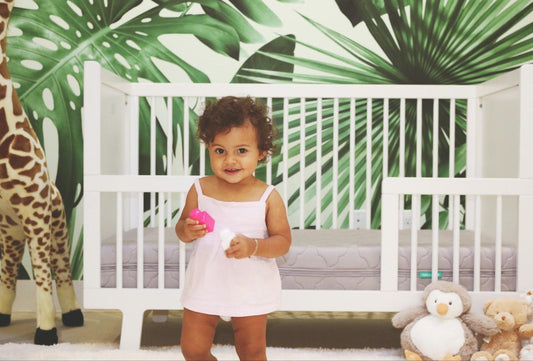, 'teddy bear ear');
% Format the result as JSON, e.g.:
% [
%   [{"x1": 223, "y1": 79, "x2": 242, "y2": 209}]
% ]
[{"x1": 483, "y1": 300, "x2": 494, "y2": 314}]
